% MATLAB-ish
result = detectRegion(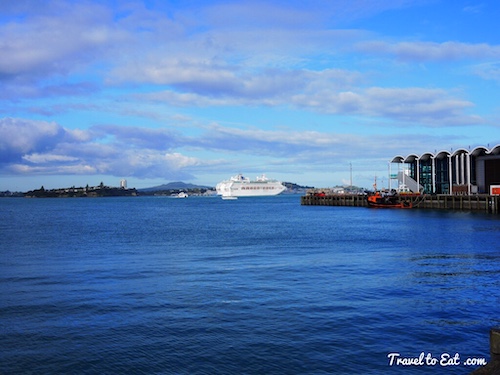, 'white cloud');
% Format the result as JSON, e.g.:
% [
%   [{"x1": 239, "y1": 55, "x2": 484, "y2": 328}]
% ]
[
  {"x1": 0, "y1": 118, "x2": 64, "y2": 160},
  {"x1": 292, "y1": 86, "x2": 483, "y2": 126},
  {"x1": 0, "y1": 2, "x2": 126, "y2": 80},
  {"x1": 356, "y1": 41, "x2": 500, "y2": 62},
  {"x1": 0, "y1": 117, "x2": 217, "y2": 179},
  {"x1": 471, "y1": 61, "x2": 500, "y2": 82},
  {"x1": 22, "y1": 153, "x2": 80, "y2": 164}
]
